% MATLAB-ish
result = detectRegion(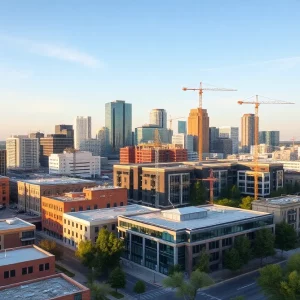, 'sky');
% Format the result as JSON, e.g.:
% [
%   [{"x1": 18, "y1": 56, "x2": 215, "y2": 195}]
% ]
[{"x1": 0, "y1": 0, "x2": 300, "y2": 140}]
